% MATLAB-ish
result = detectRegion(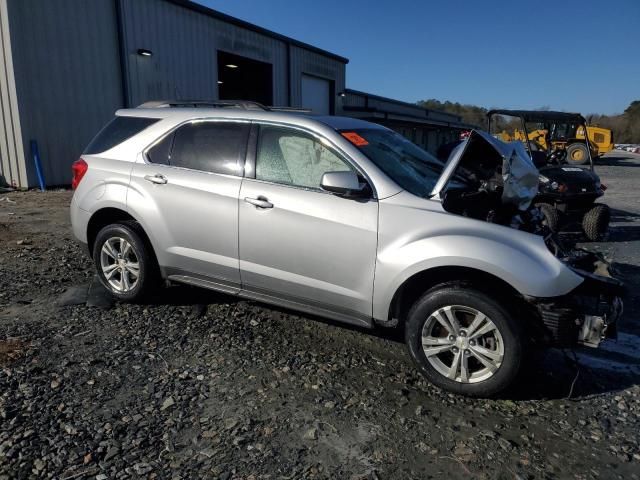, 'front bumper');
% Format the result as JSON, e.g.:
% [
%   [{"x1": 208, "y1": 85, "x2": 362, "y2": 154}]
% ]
[{"x1": 527, "y1": 266, "x2": 624, "y2": 348}]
